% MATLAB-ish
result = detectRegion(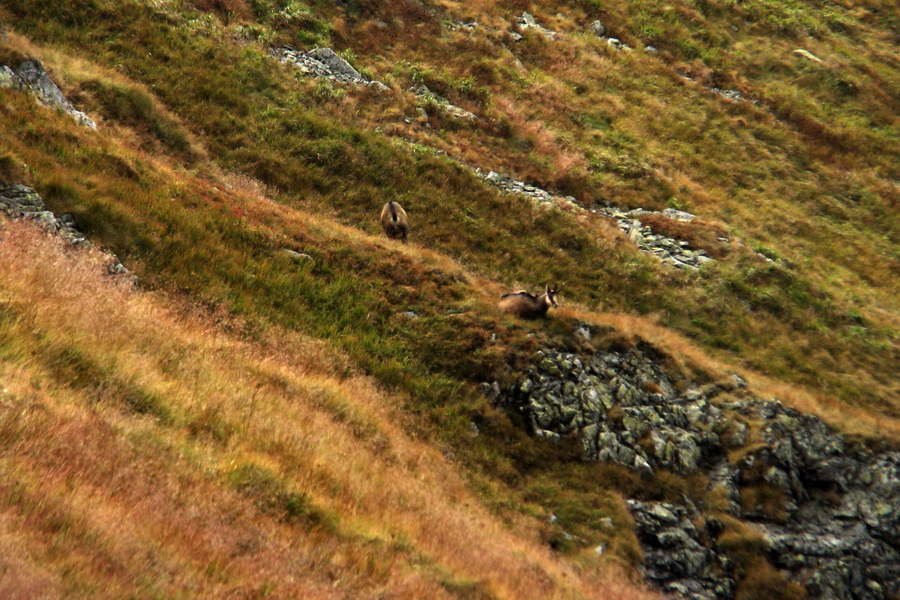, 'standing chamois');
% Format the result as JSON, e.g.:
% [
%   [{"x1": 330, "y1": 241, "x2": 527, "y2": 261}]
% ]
[
  {"x1": 499, "y1": 284, "x2": 561, "y2": 319},
  {"x1": 380, "y1": 201, "x2": 409, "y2": 243}
]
